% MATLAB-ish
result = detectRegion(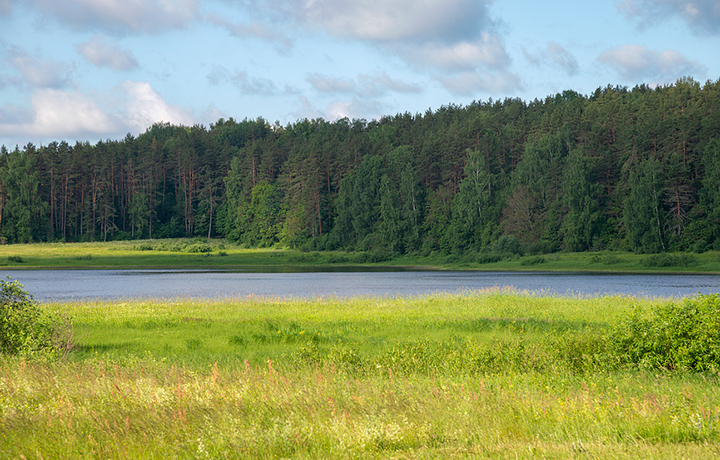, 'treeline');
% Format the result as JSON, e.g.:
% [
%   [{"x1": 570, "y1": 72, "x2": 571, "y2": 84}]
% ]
[{"x1": 2, "y1": 77, "x2": 720, "y2": 254}]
